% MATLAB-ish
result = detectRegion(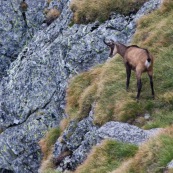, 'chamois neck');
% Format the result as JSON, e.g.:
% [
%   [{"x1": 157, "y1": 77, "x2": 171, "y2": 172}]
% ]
[{"x1": 117, "y1": 43, "x2": 127, "y2": 57}]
